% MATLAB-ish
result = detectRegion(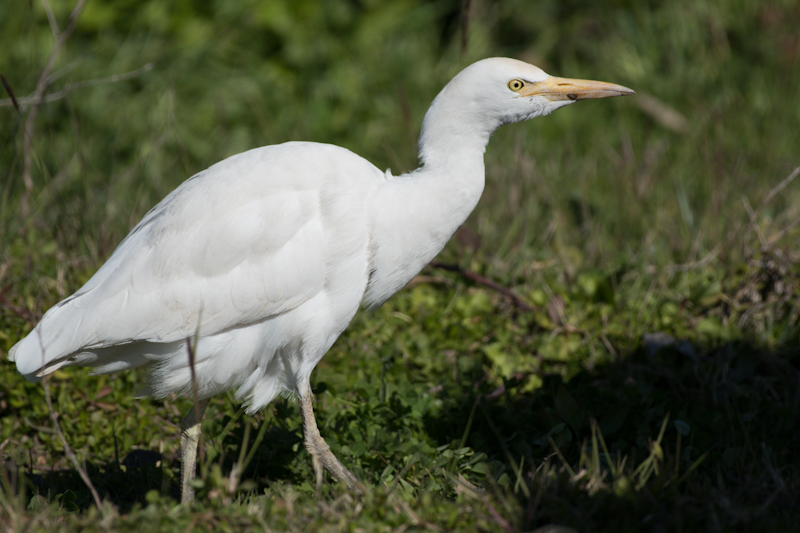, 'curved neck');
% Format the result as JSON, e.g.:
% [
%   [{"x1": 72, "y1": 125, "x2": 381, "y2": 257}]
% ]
[
  {"x1": 417, "y1": 85, "x2": 501, "y2": 169},
  {"x1": 364, "y1": 102, "x2": 499, "y2": 309}
]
